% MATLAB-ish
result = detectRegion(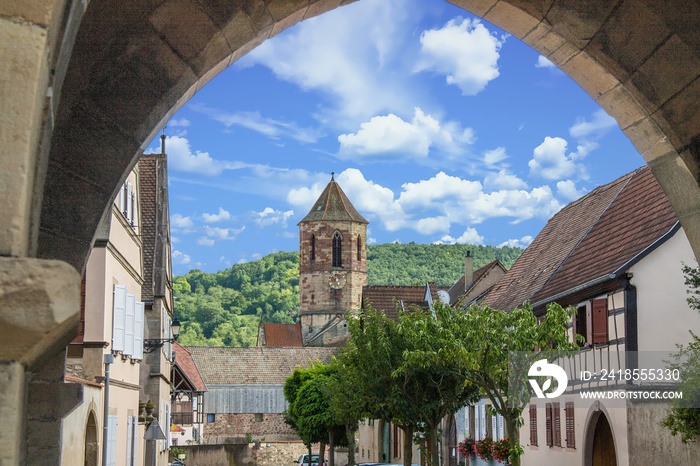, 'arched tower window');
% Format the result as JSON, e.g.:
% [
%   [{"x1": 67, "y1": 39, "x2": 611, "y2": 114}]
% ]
[
  {"x1": 332, "y1": 231, "x2": 342, "y2": 267},
  {"x1": 357, "y1": 235, "x2": 362, "y2": 262},
  {"x1": 310, "y1": 234, "x2": 316, "y2": 262}
]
